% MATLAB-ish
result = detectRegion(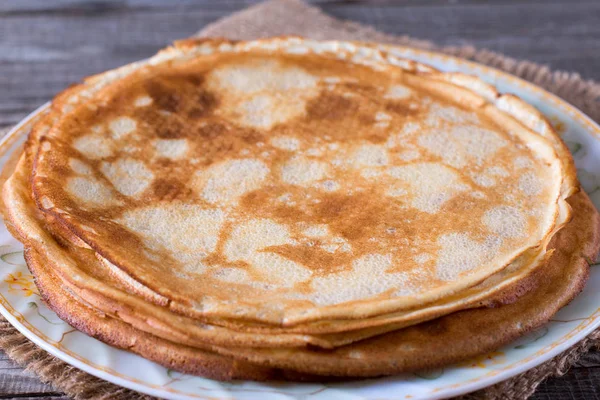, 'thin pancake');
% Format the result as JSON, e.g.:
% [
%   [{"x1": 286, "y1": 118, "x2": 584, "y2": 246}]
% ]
[
  {"x1": 29, "y1": 38, "x2": 572, "y2": 325},
  {"x1": 1, "y1": 43, "x2": 572, "y2": 345}
]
